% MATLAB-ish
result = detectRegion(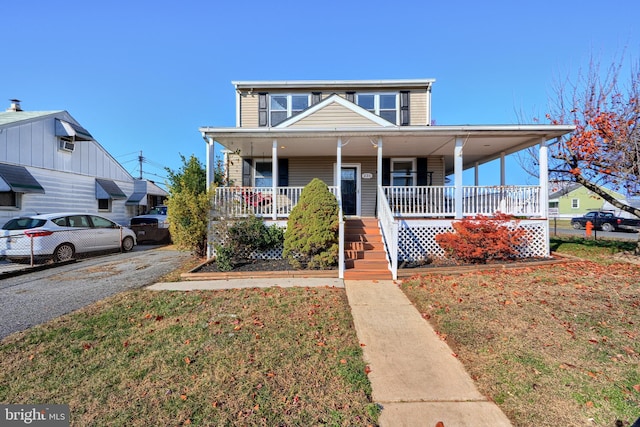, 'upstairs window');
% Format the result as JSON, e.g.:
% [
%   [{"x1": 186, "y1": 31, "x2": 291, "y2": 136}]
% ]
[
  {"x1": 269, "y1": 94, "x2": 309, "y2": 126},
  {"x1": 356, "y1": 93, "x2": 398, "y2": 124}
]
